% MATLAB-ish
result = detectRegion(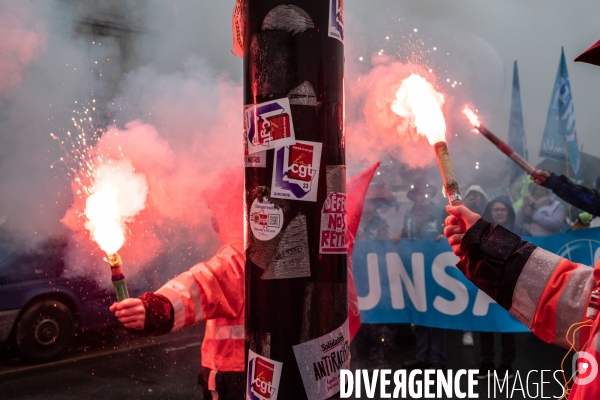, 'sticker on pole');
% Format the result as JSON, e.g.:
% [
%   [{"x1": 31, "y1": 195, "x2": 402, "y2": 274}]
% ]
[
  {"x1": 245, "y1": 151, "x2": 267, "y2": 168},
  {"x1": 292, "y1": 319, "x2": 350, "y2": 400},
  {"x1": 271, "y1": 141, "x2": 322, "y2": 202},
  {"x1": 246, "y1": 349, "x2": 283, "y2": 400},
  {"x1": 320, "y1": 192, "x2": 347, "y2": 254},
  {"x1": 230, "y1": 0, "x2": 246, "y2": 58},
  {"x1": 244, "y1": 98, "x2": 296, "y2": 155},
  {"x1": 249, "y1": 198, "x2": 283, "y2": 241},
  {"x1": 263, "y1": 214, "x2": 311, "y2": 280},
  {"x1": 328, "y1": 0, "x2": 344, "y2": 43}
]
